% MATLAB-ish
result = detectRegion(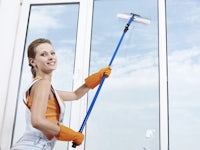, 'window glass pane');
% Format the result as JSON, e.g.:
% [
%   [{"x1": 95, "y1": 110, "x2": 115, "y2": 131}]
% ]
[
  {"x1": 86, "y1": 1, "x2": 159, "y2": 150},
  {"x1": 12, "y1": 4, "x2": 79, "y2": 149},
  {"x1": 167, "y1": 0, "x2": 200, "y2": 149}
]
